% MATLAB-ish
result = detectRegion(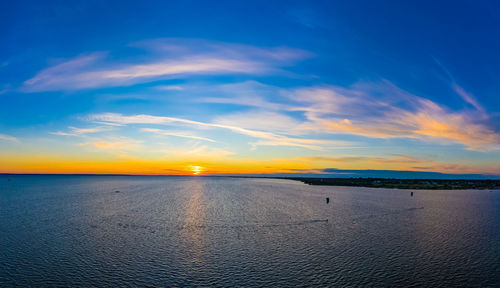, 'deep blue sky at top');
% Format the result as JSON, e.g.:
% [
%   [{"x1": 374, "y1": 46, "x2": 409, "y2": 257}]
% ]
[{"x1": 2, "y1": 0, "x2": 500, "y2": 120}]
